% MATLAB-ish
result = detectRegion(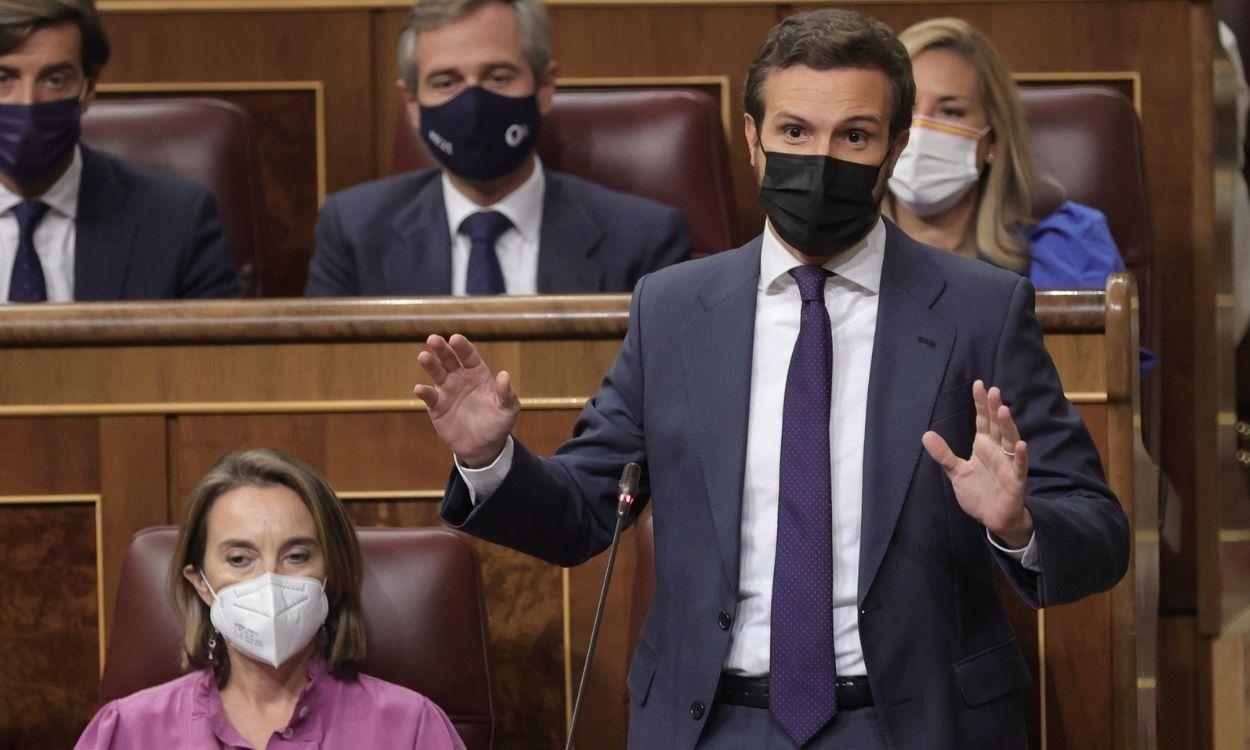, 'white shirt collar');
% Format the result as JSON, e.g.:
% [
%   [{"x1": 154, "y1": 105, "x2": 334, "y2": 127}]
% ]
[
  {"x1": 441, "y1": 157, "x2": 545, "y2": 243},
  {"x1": 0, "y1": 145, "x2": 82, "y2": 219},
  {"x1": 759, "y1": 216, "x2": 886, "y2": 295}
]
